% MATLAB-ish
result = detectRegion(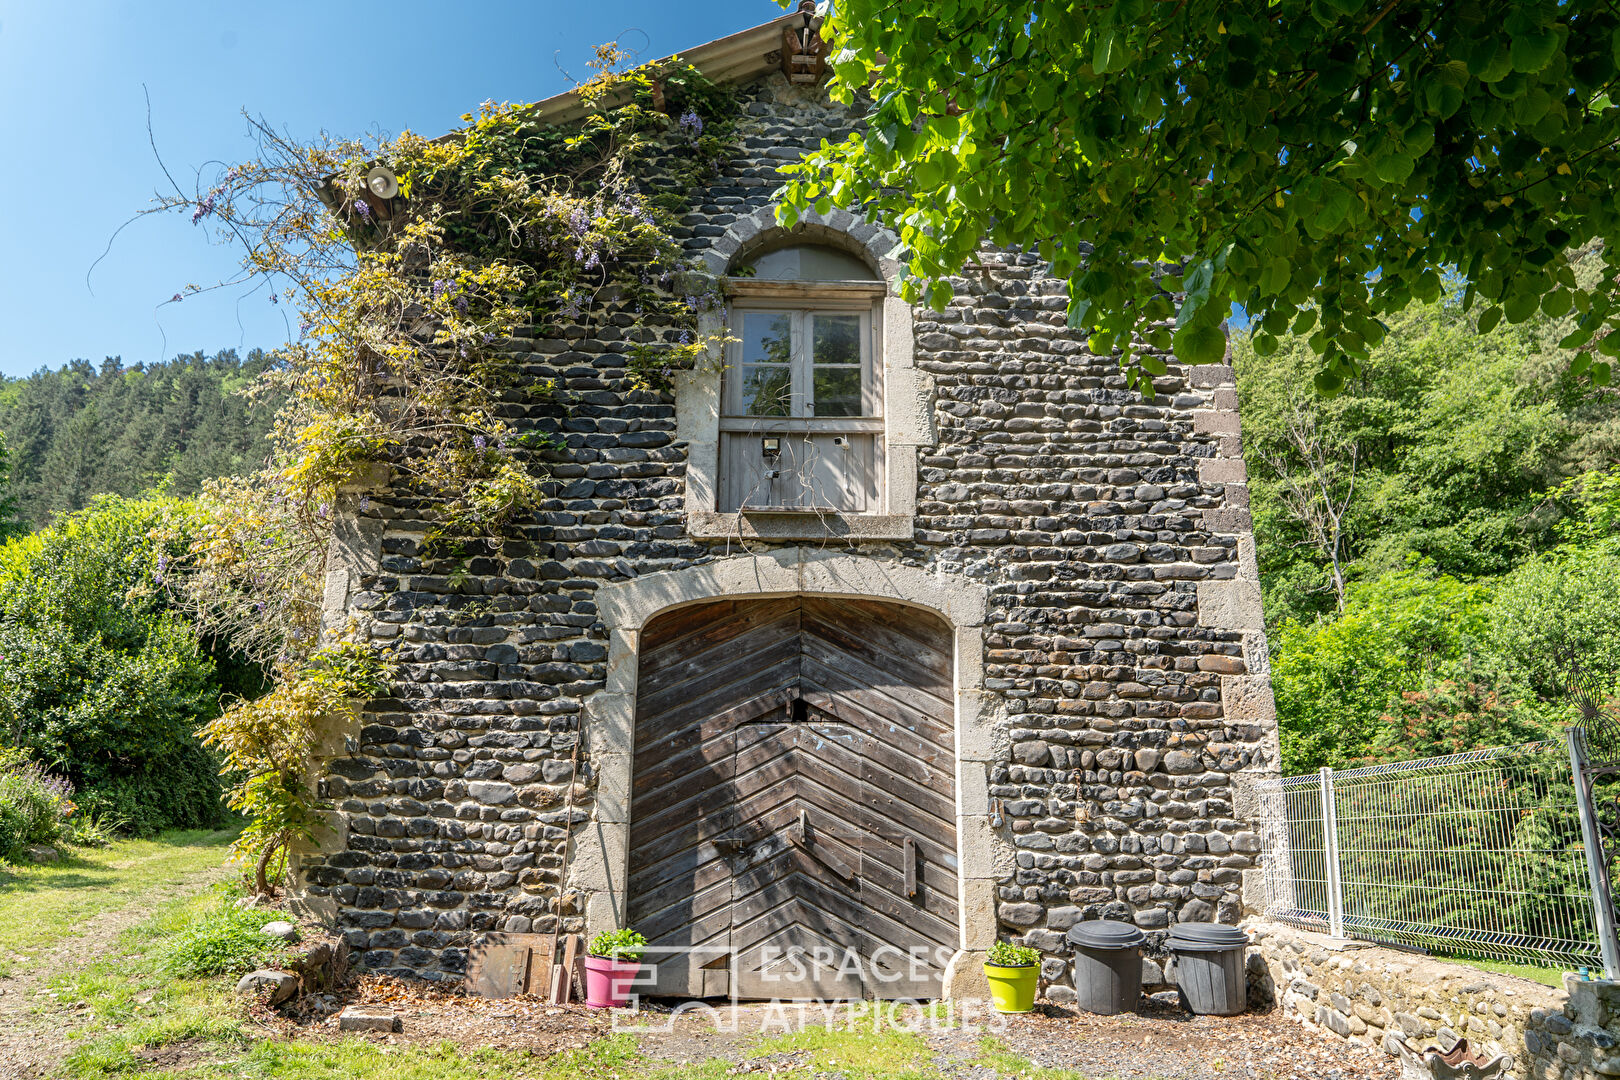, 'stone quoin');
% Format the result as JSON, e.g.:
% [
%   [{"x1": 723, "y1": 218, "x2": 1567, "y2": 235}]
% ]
[{"x1": 291, "y1": 7, "x2": 1281, "y2": 1002}]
